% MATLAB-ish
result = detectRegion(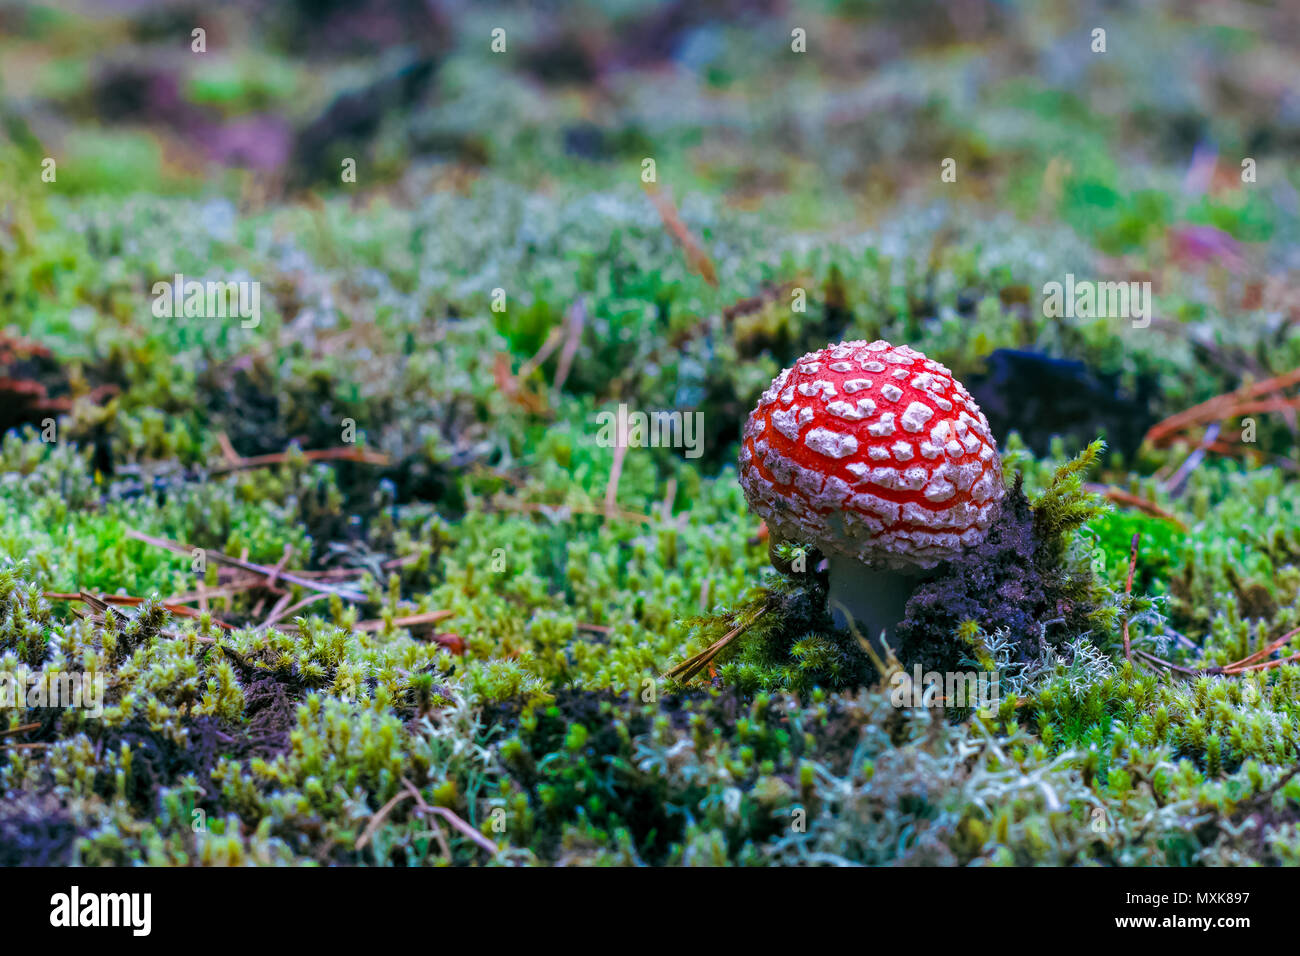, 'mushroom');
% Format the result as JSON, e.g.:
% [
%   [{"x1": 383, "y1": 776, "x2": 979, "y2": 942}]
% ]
[{"x1": 738, "y1": 340, "x2": 1005, "y2": 643}]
